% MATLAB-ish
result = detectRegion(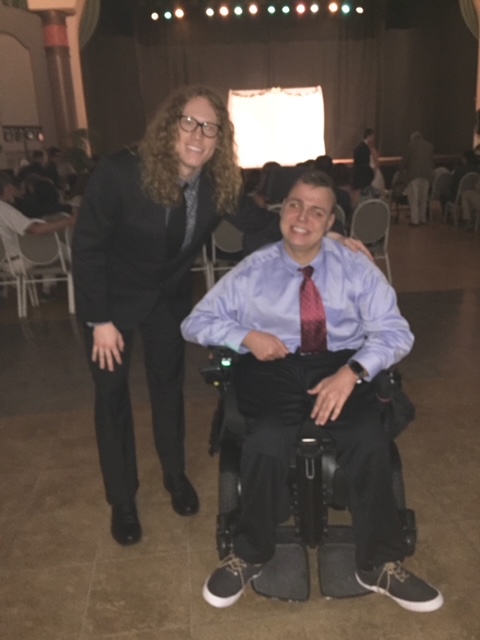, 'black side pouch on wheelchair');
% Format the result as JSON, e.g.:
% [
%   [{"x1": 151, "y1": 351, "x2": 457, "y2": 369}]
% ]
[{"x1": 374, "y1": 369, "x2": 415, "y2": 440}]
